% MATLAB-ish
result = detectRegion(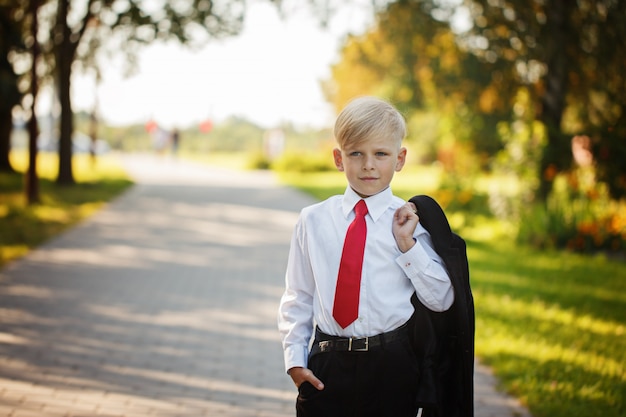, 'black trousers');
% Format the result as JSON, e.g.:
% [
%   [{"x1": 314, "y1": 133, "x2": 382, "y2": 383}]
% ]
[{"x1": 296, "y1": 330, "x2": 420, "y2": 417}]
